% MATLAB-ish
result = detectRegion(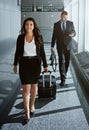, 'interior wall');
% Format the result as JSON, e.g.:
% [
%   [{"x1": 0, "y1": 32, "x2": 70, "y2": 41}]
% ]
[
  {"x1": 21, "y1": 12, "x2": 61, "y2": 43},
  {"x1": 0, "y1": 0, "x2": 21, "y2": 58}
]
